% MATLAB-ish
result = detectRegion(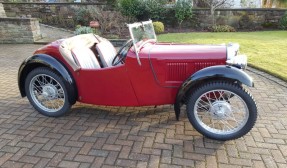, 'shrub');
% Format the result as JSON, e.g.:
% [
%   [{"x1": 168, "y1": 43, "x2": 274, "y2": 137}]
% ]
[
  {"x1": 118, "y1": 0, "x2": 168, "y2": 21},
  {"x1": 279, "y1": 12, "x2": 287, "y2": 30},
  {"x1": 74, "y1": 8, "x2": 93, "y2": 26},
  {"x1": 144, "y1": 0, "x2": 167, "y2": 21},
  {"x1": 74, "y1": 26, "x2": 95, "y2": 35},
  {"x1": 153, "y1": 21, "x2": 165, "y2": 34},
  {"x1": 239, "y1": 13, "x2": 255, "y2": 30},
  {"x1": 261, "y1": 22, "x2": 276, "y2": 28},
  {"x1": 118, "y1": 0, "x2": 144, "y2": 20},
  {"x1": 209, "y1": 25, "x2": 236, "y2": 32},
  {"x1": 175, "y1": 0, "x2": 193, "y2": 29},
  {"x1": 76, "y1": 25, "x2": 82, "y2": 29},
  {"x1": 87, "y1": 8, "x2": 128, "y2": 38}
]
